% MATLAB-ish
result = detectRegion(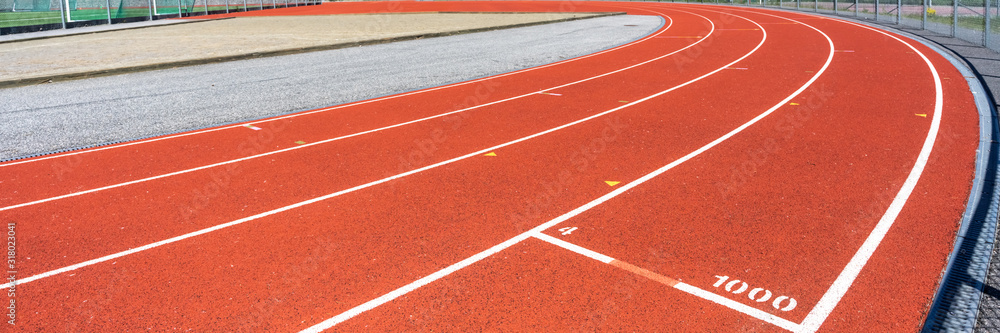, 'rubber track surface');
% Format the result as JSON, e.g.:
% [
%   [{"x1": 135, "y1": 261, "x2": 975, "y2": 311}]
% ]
[{"x1": 0, "y1": 2, "x2": 980, "y2": 332}]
